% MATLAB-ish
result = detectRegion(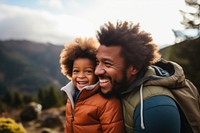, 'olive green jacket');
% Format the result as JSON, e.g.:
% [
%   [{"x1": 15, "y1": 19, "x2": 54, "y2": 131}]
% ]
[{"x1": 121, "y1": 59, "x2": 200, "y2": 133}]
